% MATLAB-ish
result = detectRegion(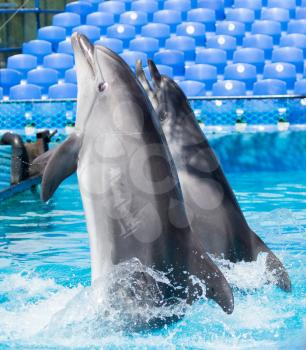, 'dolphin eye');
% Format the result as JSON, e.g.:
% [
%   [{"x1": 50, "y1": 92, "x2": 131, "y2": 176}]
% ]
[
  {"x1": 160, "y1": 111, "x2": 167, "y2": 121},
  {"x1": 98, "y1": 82, "x2": 108, "y2": 93}
]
